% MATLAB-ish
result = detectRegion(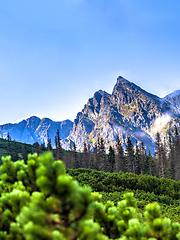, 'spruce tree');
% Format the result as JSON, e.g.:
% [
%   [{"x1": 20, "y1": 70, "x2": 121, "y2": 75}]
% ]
[
  {"x1": 125, "y1": 136, "x2": 135, "y2": 173},
  {"x1": 7, "y1": 132, "x2": 12, "y2": 156},
  {"x1": 134, "y1": 141, "x2": 141, "y2": 175},
  {"x1": 55, "y1": 129, "x2": 63, "y2": 161},
  {"x1": 12, "y1": 140, "x2": 19, "y2": 162},
  {"x1": 139, "y1": 141, "x2": 147, "y2": 174},
  {"x1": 82, "y1": 141, "x2": 90, "y2": 169},
  {"x1": 47, "y1": 138, "x2": 52, "y2": 152},
  {"x1": 174, "y1": 126, "x2": 180, "y2": 181},
  {"x1": 96, "y1": 137, "x2": 101, "y2": 170},
  {"x1": 47, "y1": 130, "x2": 52, "y2": 152},
  {"x1": 168, "y1": 131, "x2": 175, "y2": 179},
  {"x1": 67, "y1": 139, "x2": 74, "y2": 168},
  {"x1": 34, "y1": 142, "x2": 42, "y2": 155},
  {"x1": 98, "y1": 138, "x2": 109, "y2": 172},
  {"x1": 22, "y1": 144, "x2": 28, "y2": 164},
  {"x1": 69, "y1": 139, "x2": 73, "y2": 151},
  {"x1": 146, "y1": 150, "x2": 153, "y2": 176},
  {"x1": 40, "y1": 142, "x2": 47, "y2": 152},
  {"x1": 89, "y1": 142, "x2": 99, "y2": 170},
  {"x1": 154, "y1": 132, "x2": 166, "y2": 178},
  {"x1": 73, "y1": 142, "x2": 80, "y2": 168},
  {"x1": 115, "y1": 135, "x2": 126, "y2": 172},
  {"x1": 108, "y1": 145, "x2": 115, "y2": 173}
]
